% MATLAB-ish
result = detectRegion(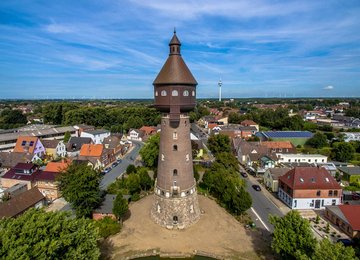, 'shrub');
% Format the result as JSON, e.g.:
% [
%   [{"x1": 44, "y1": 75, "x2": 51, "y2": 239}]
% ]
[{"x1": 94, "y1": 217, "x2": 121, "y2": 238}]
